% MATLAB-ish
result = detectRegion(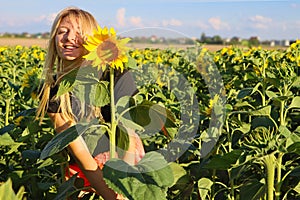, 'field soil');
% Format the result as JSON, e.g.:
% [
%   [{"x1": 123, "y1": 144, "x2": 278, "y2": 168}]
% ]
[
  {"x1": 0, "y1": 38, "x2": 49, "y2": 48},
  {"x1": 0, "y1": 37, "x2": 285, "y2": 52}
]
